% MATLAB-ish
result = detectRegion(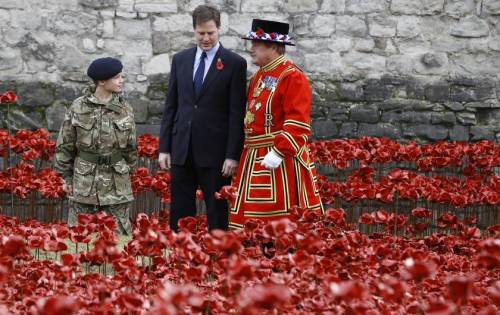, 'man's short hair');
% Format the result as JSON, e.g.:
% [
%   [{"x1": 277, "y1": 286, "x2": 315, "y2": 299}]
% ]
[
  {"x1": 192, "y1": 5, "x2": 220, "y2": 28},
  {"x1": 264, "y1": 42, "x2": 286, "y2": 55}
]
